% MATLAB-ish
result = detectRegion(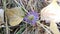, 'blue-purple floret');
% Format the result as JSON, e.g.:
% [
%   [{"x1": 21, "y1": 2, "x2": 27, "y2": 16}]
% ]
[{"x1": 23, "y1": 10, "x2": 39, "y2": 25}]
